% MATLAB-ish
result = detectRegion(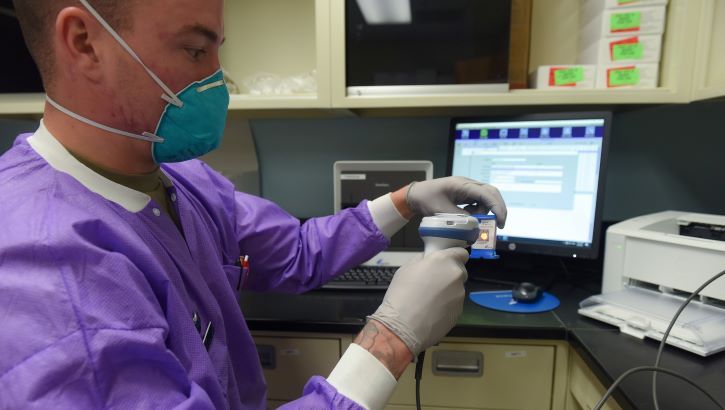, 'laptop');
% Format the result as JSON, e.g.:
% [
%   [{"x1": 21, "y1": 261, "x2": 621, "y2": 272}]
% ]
[{"x1": 324, "y1": 161, "x2": 433, "y2": 289}]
